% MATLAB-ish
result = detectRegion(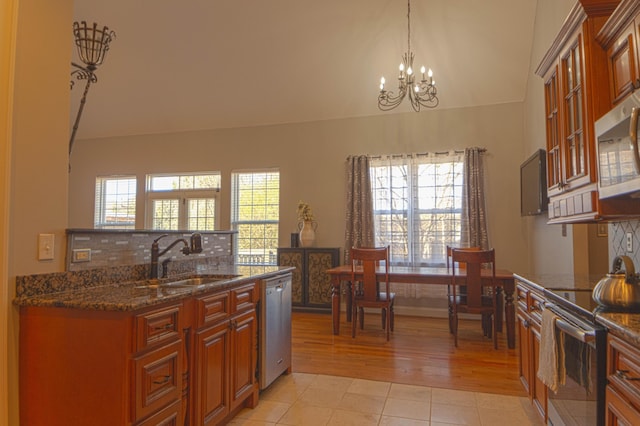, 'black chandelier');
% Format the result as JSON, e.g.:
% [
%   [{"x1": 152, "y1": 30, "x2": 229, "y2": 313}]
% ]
[
  {"x1": 69, "y1": 21, "x2": 115, "y2": 156},
  {"x1": 378, "y1": 0, "x2": 438, "y2": 112}
]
